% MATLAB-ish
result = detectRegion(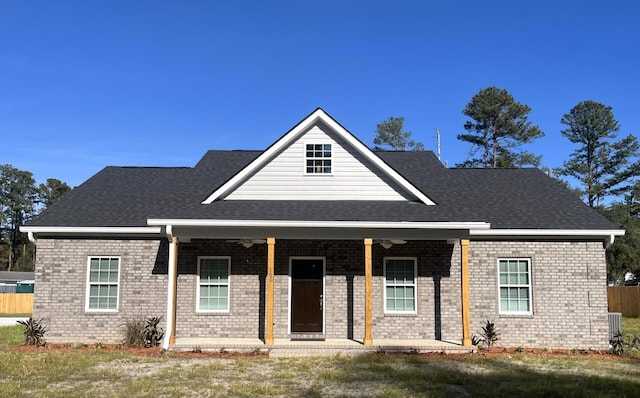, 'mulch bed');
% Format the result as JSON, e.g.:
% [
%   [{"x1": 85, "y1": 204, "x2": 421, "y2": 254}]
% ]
[
  {"x1": 5, "y1": 343, "x2": 638, "y2": 361},
  {"x1": 6, "y1": 343, "x2": 265, "y2": 358},
  {"x1": 376, "y1": 346, "x2": 636, "y2": 361},
  {"x1": 450, "y1": 346, "x2": 629, "y2": 361}
]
